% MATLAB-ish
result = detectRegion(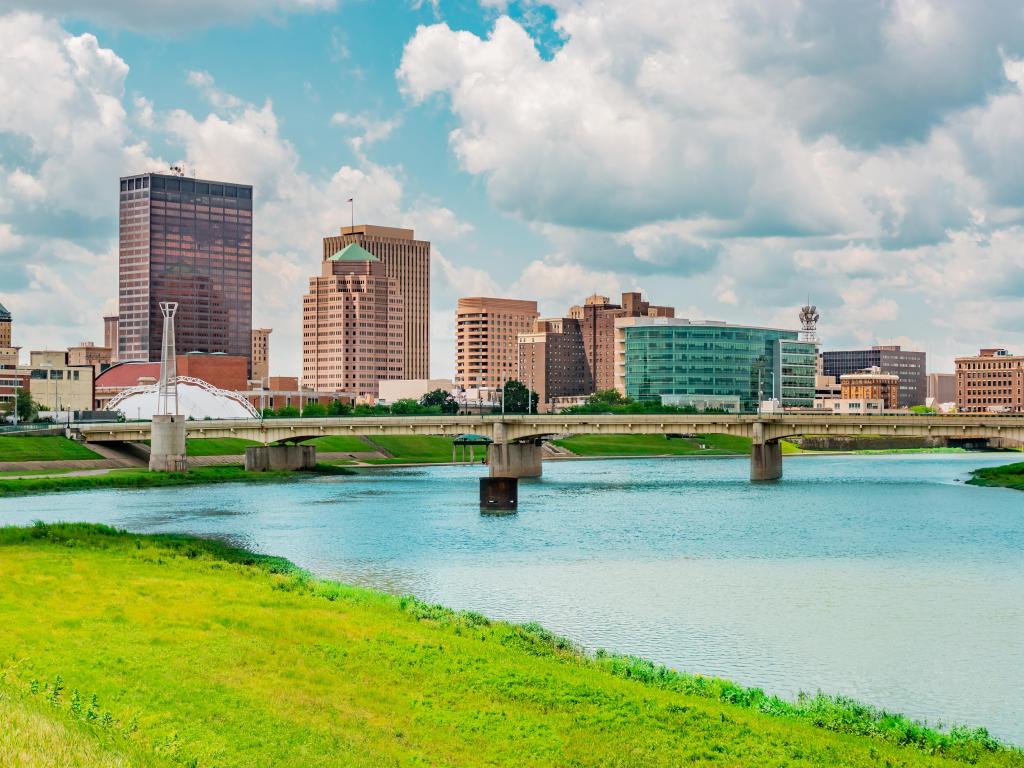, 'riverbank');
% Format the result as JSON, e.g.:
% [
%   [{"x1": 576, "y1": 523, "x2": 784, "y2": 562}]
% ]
[
  {"x1": 0, "y1": 523, "x2": 1018, "y2": 768},
  {"x1": 967, "y1": 462, "x2": 1024, "y2": 491},
  {"x1": 0, "y1": 464, "x2": 352, "y2": 497}
]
